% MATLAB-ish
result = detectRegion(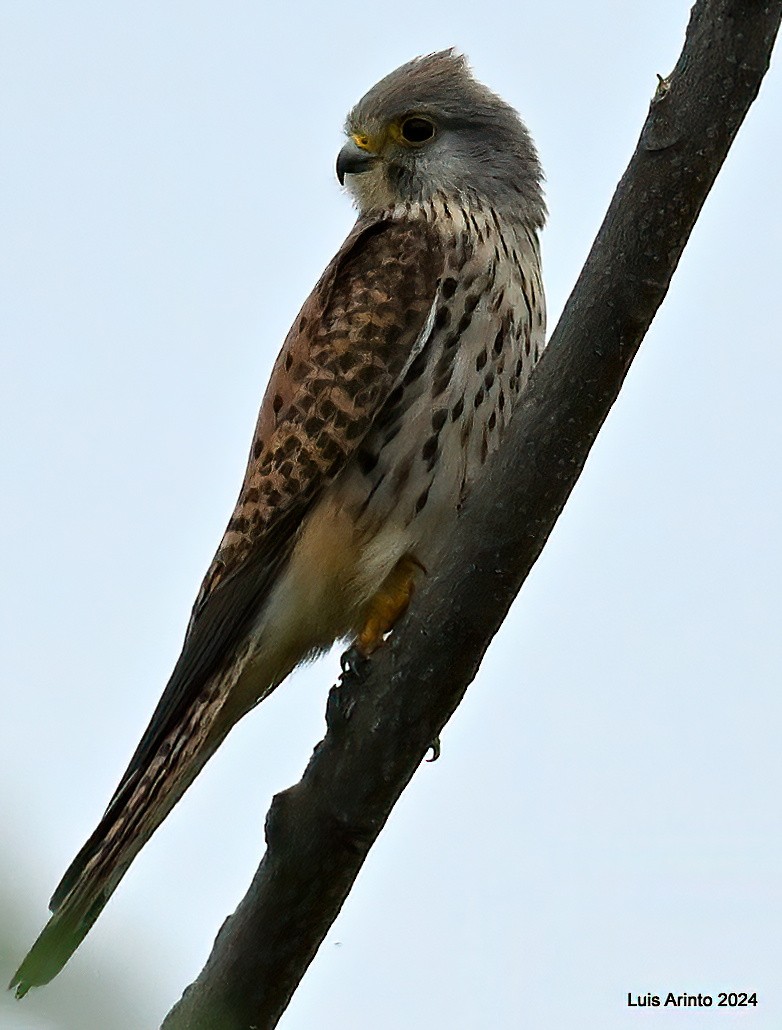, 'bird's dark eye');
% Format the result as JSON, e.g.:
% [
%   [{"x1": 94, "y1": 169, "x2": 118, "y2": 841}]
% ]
[{"x1": 400, "y1": 116, "x2": 436, "y2": 144}]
